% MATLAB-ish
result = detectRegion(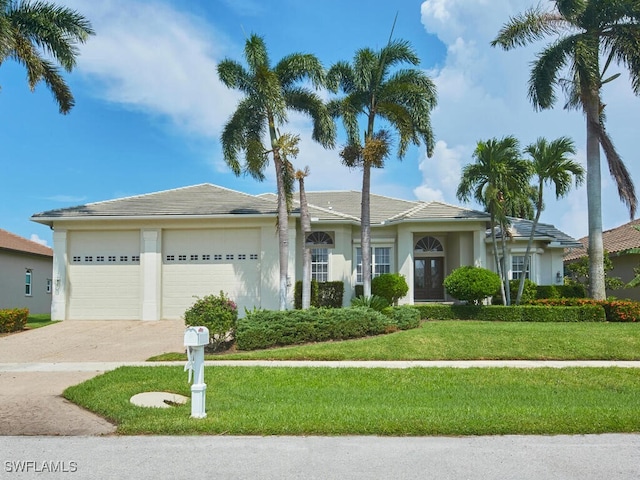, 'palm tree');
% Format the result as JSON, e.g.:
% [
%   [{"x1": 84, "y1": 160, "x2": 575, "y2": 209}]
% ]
[
  {"x1": 457, "y1": 136, "x2": 532, "y2": 305},
  {"x1": 295, "y1": 166, "x2": 312, "y2": 309},
  {"x1": 327, "y1": 38, "x2": 437, "y2": 297},
  {"x1": 514, "y1": 137, "x2": 584, "y2": 304},
  {"x1": 492, "y1": 0, "x2": 640, "y2": 300},
  {"x1": 217, "y1": 34, "x2": 335, "y2": 310},
  {"x1": 0, "y1": 0, "x2": 94, "y2": 113}
]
